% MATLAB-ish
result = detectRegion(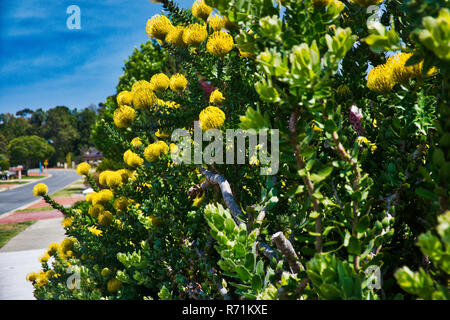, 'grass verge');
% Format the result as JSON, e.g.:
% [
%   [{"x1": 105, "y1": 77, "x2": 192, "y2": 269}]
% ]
[{"x1": 0, "y1": 221, "x2": 36, "y2": 249}]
